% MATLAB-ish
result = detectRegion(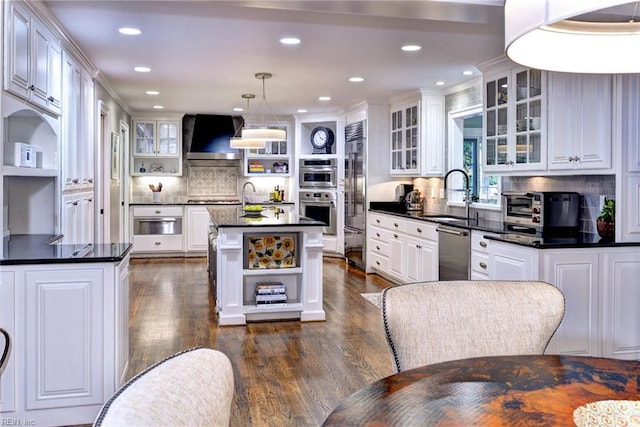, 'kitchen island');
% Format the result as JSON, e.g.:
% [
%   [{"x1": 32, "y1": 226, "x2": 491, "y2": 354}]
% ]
[
  {"x1": 0, "y1": 235, "x2": 132, "y2": 426},
  {"x1": 208, "y1": 206, "x2": 326, "y2": 326}
]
